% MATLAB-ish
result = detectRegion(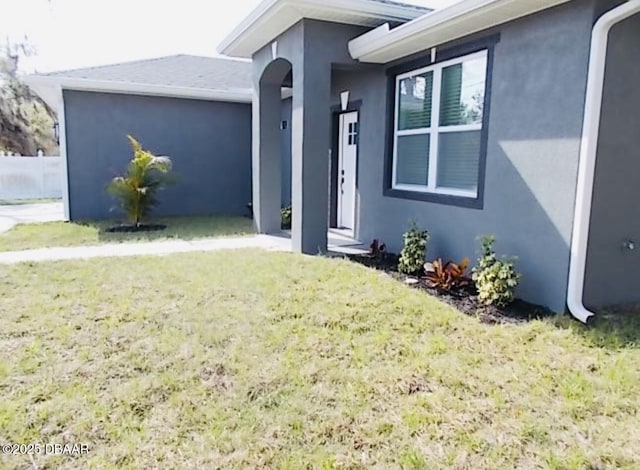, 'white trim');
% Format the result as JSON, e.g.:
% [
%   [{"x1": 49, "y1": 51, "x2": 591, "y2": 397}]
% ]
[
  {"x1": 393, "y1": 184, "x2": 477, "y2": 198},
  {"x1": 396, "y1": 49, "x2": 487, "y2": 80},
  {"x1": 217, "y1": 0, "x2": 427, "y2": 58},
  {"x1": 348, "y1": 0, "x2": 572, "y2": 64},
  {"x1": 338, "y1": 114, "x2": 345, "y2": 228},
  {"x1": 567, "y1": 0, "x2": 640, "y2": 324},
  {"x1": 57, "y1": 86, "x2": 70, "y2": 221},
  {"x1": 25, "y1": 76, "x2": 253, "y2": 104},
  {"x1": 340, "y1": 91, "x2": 350, "y2": 111},
  {"x1": 397, "y1": 128, "x2": 432, "y2": 137},
  {"x1": 391, "y1": 50, "x2": 487, "y2": 196},
  {"x1": 337, "y1": 111, "x2": 358, "y2": 237},
  {"x1": 428, "y1": 67, "x2": 443, "y2": 190},
  {"x1": 438, "y1": 124, "x2": 482, "y2": 133}
]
